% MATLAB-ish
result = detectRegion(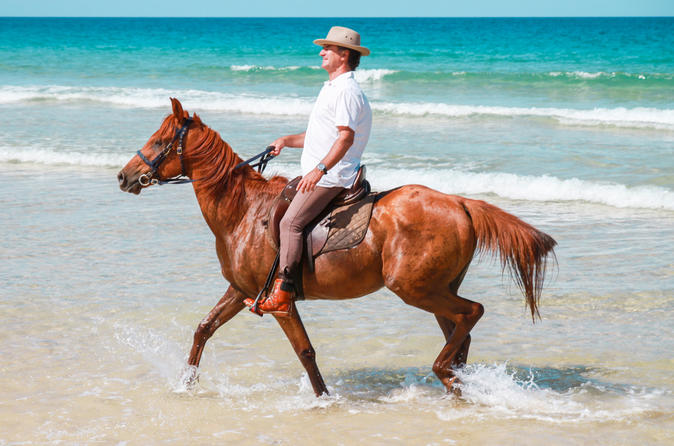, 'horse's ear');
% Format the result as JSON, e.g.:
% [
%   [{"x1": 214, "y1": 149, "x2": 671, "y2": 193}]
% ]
[
  {"x1": 170, "y1": 98, "x2": 184, "y2": 119},
  {"x1": 192, "y1": 112, "x2": 203, "y2": 126}
]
